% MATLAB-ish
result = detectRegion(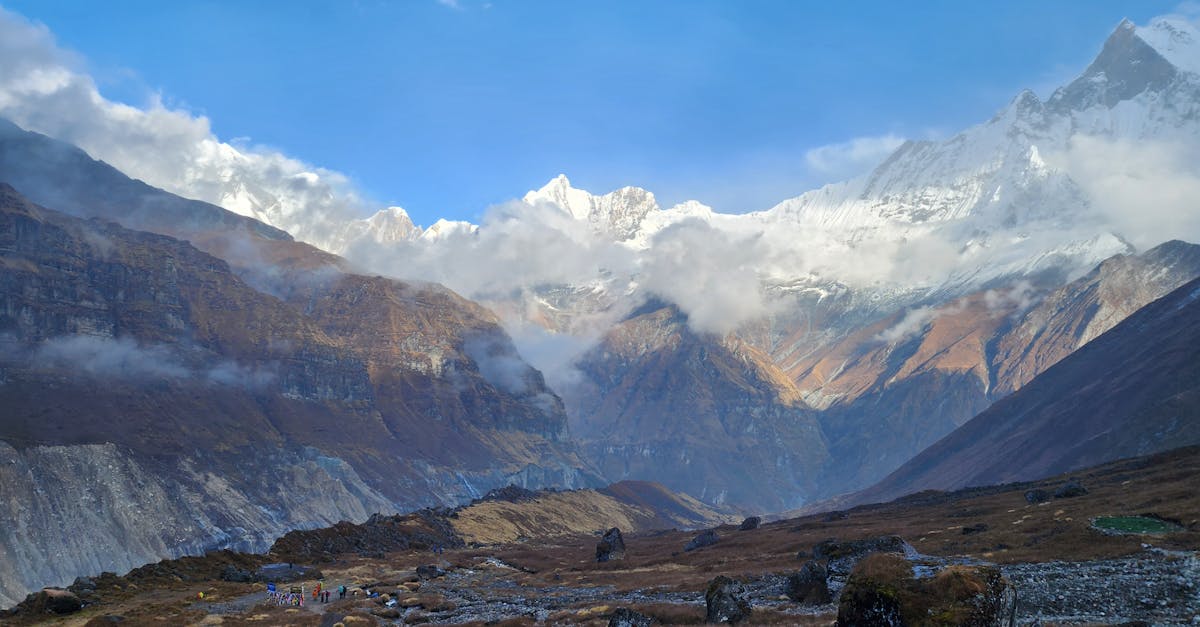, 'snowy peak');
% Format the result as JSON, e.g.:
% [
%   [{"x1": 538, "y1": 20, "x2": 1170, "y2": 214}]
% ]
[
  {"x1": 524, "y1": 174, "x2": 596, "y2": 221},
  {"x1": 524, "y1": 175, "x2": 660, "y2": 240},
  {"x1": 1135, "y1": 16, "x2": 1200, "y2": 75},
  {"x1": 421, "y1": 218, "x2": 477, "y2": 241},
  {"x1": 323, "y1": 205, "x2": 422, "y2": 252},
  {"x1": 368, "y1": 206, "x2": 419, "y2": 238},
  {"x1": 1051, "y1": 16, "x2": 1190, "y2": 110}
]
